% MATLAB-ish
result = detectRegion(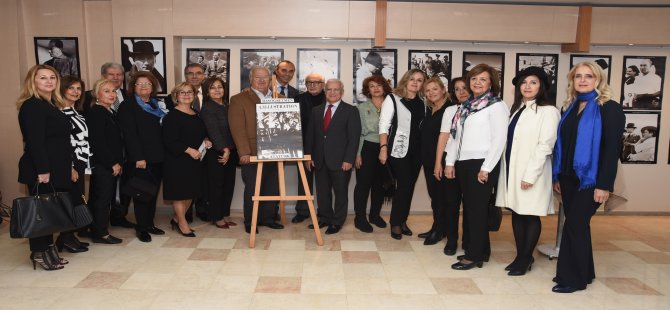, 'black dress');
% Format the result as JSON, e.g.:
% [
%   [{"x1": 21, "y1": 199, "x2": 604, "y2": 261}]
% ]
[{"x1": 162, "y1": 109, "x2": 207, "y2": 200}]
